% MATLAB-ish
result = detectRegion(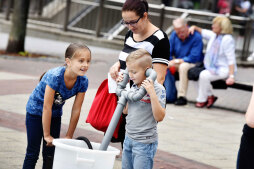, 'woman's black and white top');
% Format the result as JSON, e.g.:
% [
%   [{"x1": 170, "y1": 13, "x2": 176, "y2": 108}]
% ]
[{"x1": 119, "y1": 29, "x2": 170, "y2": 71}]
